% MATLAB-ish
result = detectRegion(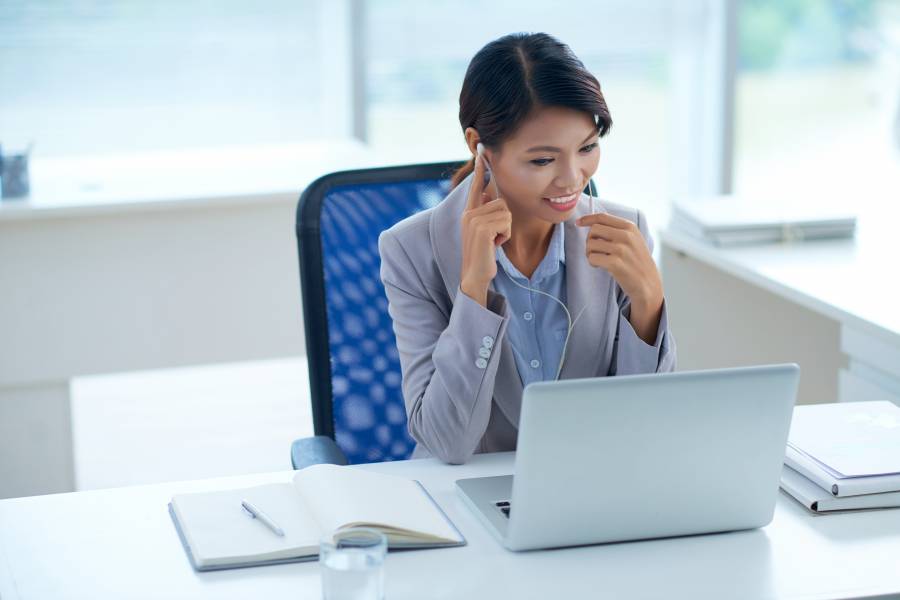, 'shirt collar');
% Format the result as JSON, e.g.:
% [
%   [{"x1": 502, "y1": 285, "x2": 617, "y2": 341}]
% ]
[{"x1": 495, "y1": 222, "x2": 566, "y2": 284}]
